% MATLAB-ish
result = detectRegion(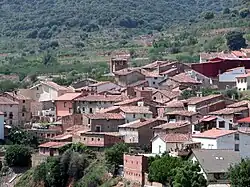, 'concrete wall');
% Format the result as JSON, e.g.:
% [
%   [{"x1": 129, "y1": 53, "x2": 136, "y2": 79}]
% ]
[
  {"x1": 119, "y1": 128, "x2": 139, "y2": 143},
  {"x1": 192, "y1": 137, "x2": 218, "y2": 149},
  {"x1": 239, "y1": 132, "x2": 250, "y2": 159}
]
